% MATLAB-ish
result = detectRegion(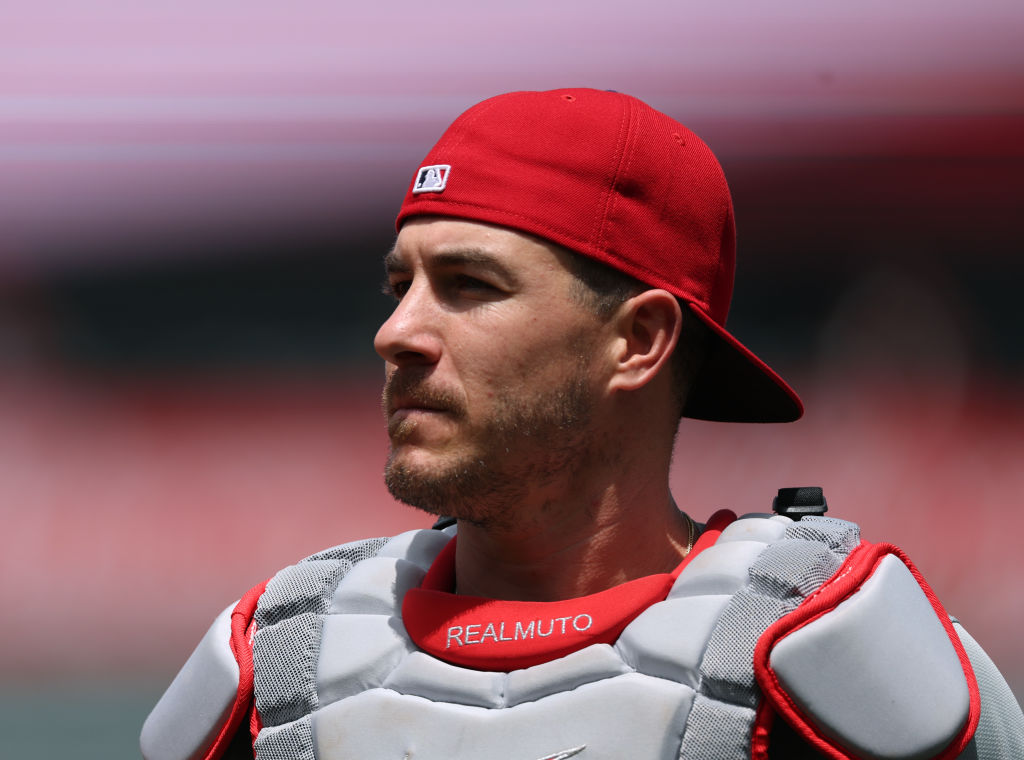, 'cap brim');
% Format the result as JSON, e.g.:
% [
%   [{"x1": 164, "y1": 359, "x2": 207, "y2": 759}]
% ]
[{"x1": 682, "y1": 303, "x2": 804, "y2": 423}]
